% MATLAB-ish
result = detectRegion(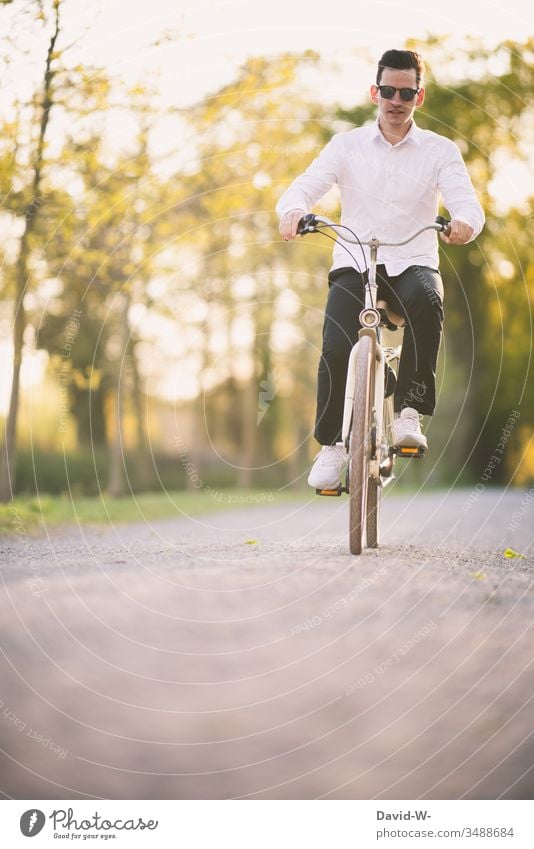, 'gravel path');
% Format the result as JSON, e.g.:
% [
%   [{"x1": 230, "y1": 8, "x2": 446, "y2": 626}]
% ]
[{"x1": 0, "y1": 488, "x2": 533, "y2": 800}]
